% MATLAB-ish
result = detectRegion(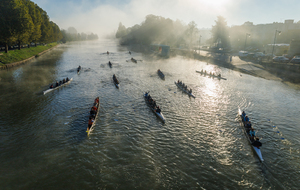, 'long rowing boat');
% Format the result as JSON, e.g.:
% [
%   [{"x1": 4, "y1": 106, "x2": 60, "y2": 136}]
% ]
[
  {"x1": 144, "y1": 93, "x2": 165, "y2": 123},
  {"x1": 43, "y1": 78, "x2": 73, "y2": 95},
  {"x1": 157, "y1": 69, "x2": 165, "y2": 80},
  {"x1": 238, "y1": 109, "x2": 264, "y2": 162},
  {"x1": 113, "y1": 75, "x2": 119, "y2": 88},
  {"x1": 174, "y1": 81, "x2": 195, "y2": 98},
  {"x1": 77, "y1": 66, "x2": 81, "y2": 74},
  {"x1": 196, "y1": 70, "x2": 227, "y2": 80},
  {"x1": 131, "y1": 58, "x2": 137, "y2": 63},
  {"x1": 87, "y1": 97, "x2": 100, "y2": 136}
]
